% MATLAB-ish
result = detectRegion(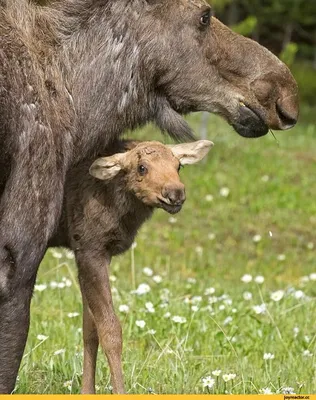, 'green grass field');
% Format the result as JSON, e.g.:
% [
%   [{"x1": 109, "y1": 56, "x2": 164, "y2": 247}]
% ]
[{"x1": 16, "y1": 106, "x2": 316, "y2": 394}]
